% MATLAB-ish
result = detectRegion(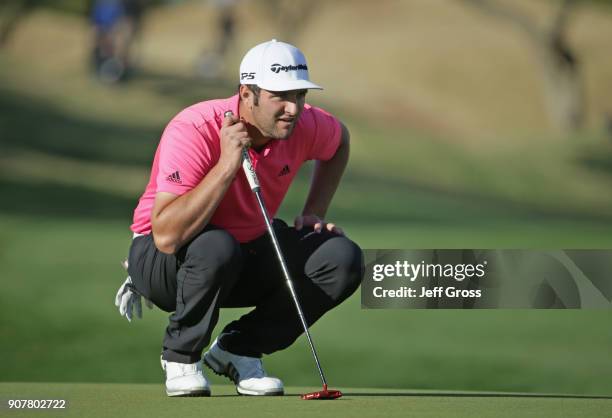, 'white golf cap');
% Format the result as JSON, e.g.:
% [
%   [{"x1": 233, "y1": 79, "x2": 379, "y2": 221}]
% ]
[{"x1": 239, "y1": 39, "x2": 323, "y2": 91}]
